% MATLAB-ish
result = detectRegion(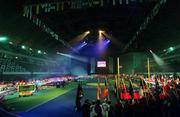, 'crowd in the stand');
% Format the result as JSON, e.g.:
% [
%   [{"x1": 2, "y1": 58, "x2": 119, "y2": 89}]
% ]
[
  {"x1": 79, "y1": 74, "x2": 180, "y2": 117},
  {"x1": 81, "y1": 95, "x2": 180, "y2": 117}
]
